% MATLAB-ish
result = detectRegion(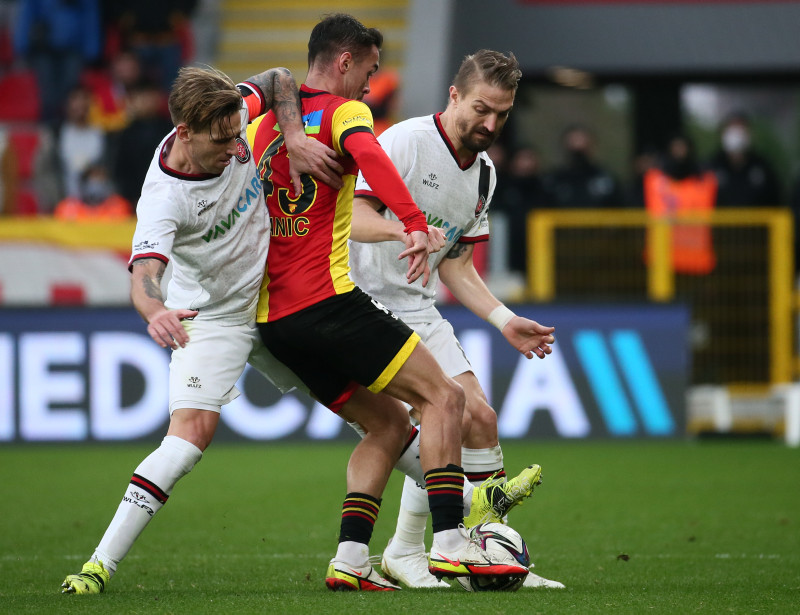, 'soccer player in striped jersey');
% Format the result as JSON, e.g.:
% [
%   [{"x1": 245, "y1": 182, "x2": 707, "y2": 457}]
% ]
[{"x1": 249, "y1": 14, "x2": 530, "y2": 591}]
